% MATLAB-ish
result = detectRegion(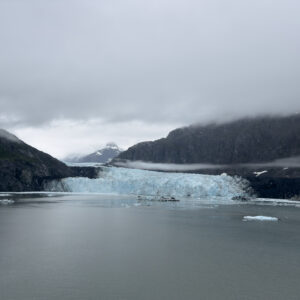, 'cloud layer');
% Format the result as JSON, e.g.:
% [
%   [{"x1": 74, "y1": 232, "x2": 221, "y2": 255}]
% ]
[
  {"x1": 1, "y1": 0, "x2": 300, "y2": 156},
  {"x1": 1, "y1": 0, "x2": 300, "y2": 127}
]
